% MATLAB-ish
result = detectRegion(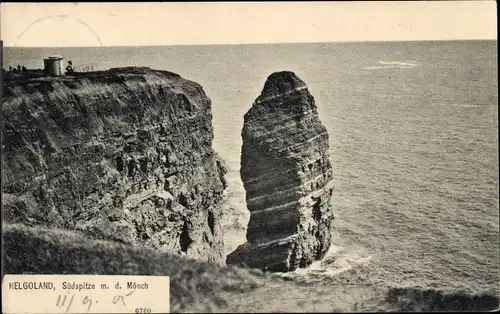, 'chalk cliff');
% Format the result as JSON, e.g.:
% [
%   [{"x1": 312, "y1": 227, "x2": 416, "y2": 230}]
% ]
[
  {"x1": 226, "y1": 71, "x2": 335, "y2": 271},
  {"x1": 2, "y1": 67, "x2": 228, "y2": 264}
]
